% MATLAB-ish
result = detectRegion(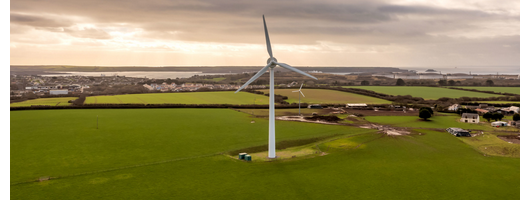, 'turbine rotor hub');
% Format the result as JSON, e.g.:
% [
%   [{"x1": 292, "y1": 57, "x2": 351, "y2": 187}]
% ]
[{"x1": 267, "y1": 57, "x2": 277, "y2": 65}]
